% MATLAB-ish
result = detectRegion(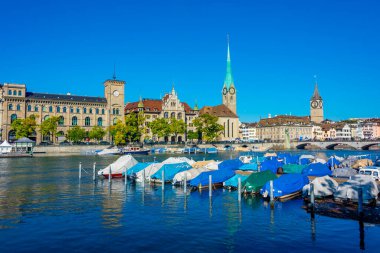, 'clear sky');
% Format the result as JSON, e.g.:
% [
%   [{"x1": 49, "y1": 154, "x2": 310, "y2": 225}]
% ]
[{"x1": 1, "y1": 0, "x2": 379, "y2": 122}]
